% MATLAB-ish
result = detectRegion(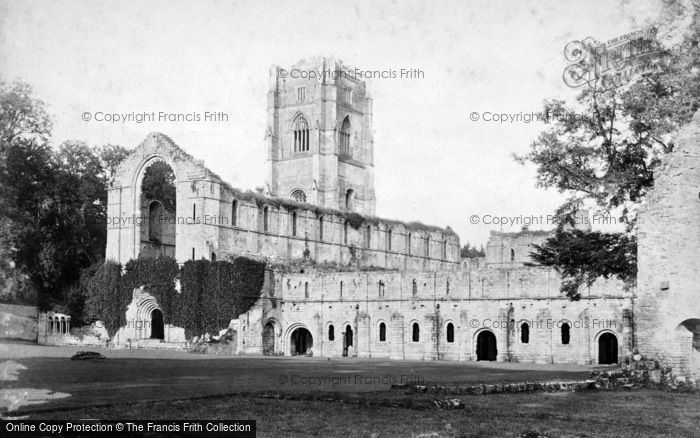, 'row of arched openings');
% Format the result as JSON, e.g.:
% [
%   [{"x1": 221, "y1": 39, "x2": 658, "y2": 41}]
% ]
[{"x1": 49, "y1": 316, "x2": 69, "y2": 335}]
